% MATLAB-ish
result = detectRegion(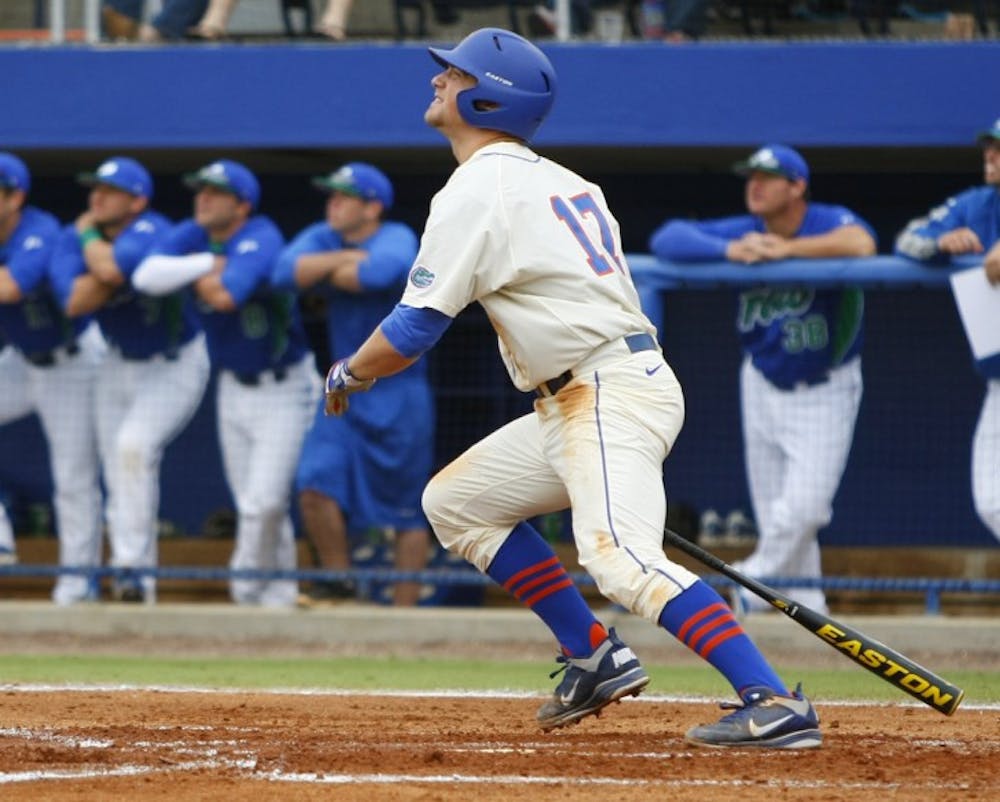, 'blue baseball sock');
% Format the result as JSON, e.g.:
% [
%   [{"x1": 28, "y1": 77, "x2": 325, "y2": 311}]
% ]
[
  {"x1": 659, "y1": 580, "x2": 787, "y2": 699},
  {"x1": 487, "y1": 521, "x2": 606, "y2": 657}
]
